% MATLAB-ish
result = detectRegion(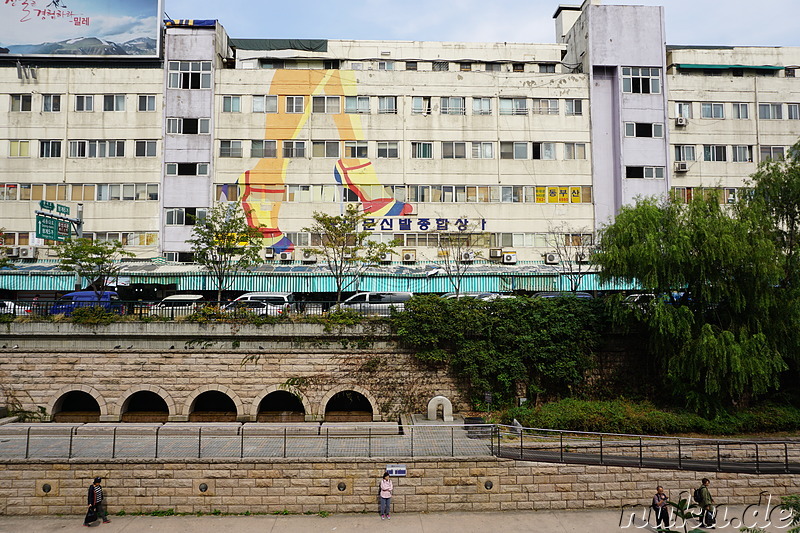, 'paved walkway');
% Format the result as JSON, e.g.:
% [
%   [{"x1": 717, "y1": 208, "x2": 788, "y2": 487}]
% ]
[{"x1": 0, "y1": 508, "x2": 793, "y2": 533}]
